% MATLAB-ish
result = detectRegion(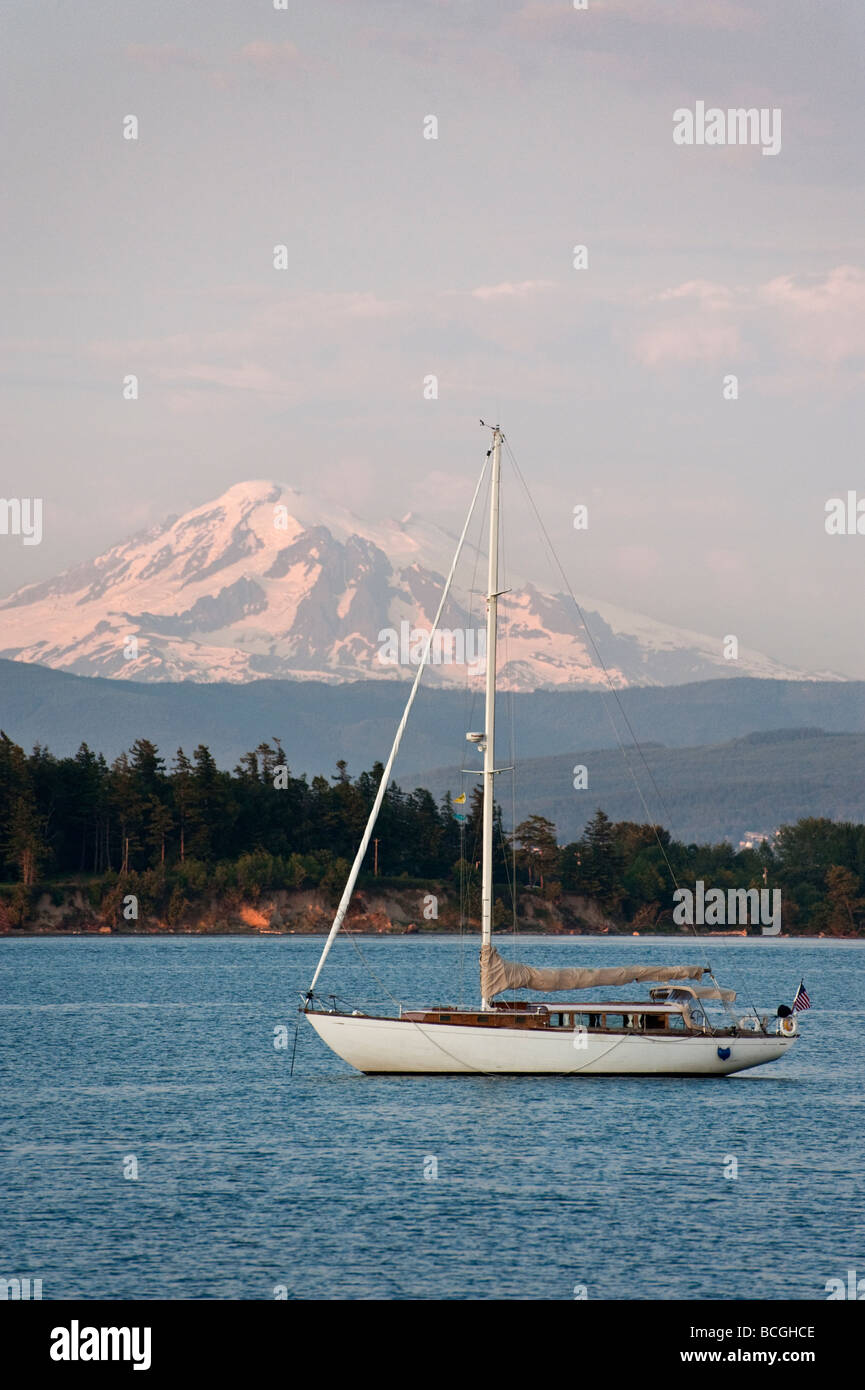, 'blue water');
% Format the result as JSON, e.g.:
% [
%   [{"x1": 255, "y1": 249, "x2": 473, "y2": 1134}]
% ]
[{"x1": 0, "y1": 935, "x2": 861, "y2": 1300}]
